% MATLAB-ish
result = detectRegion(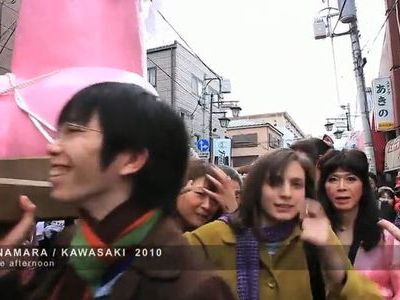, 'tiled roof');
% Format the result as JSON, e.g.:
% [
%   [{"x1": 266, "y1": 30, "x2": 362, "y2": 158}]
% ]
[{"x1": 228, "y1": 119, "x2": 269, "y2": 128}]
